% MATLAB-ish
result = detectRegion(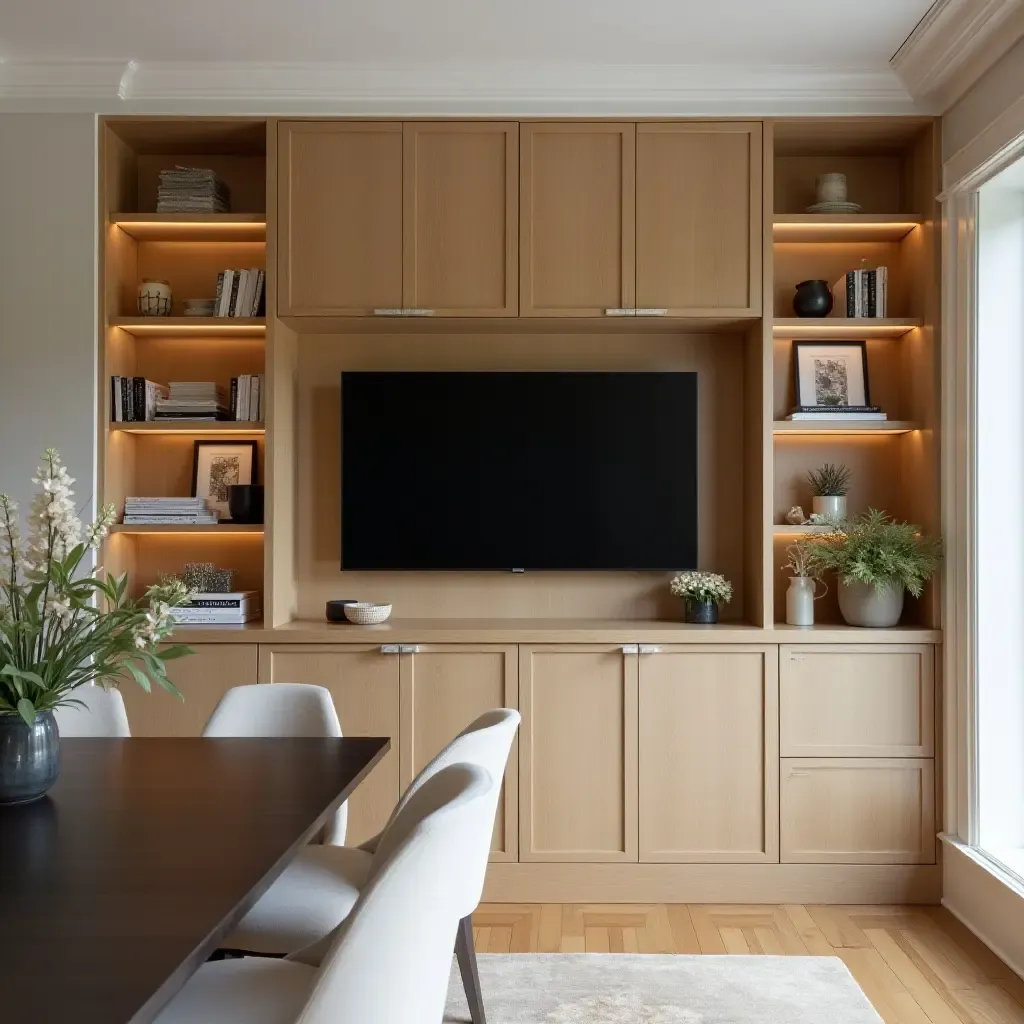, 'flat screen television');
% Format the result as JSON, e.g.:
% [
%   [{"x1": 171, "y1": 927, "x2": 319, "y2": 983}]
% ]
[{"x1": 341, "y1": 371, "x2": 698, "y2": 571}]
